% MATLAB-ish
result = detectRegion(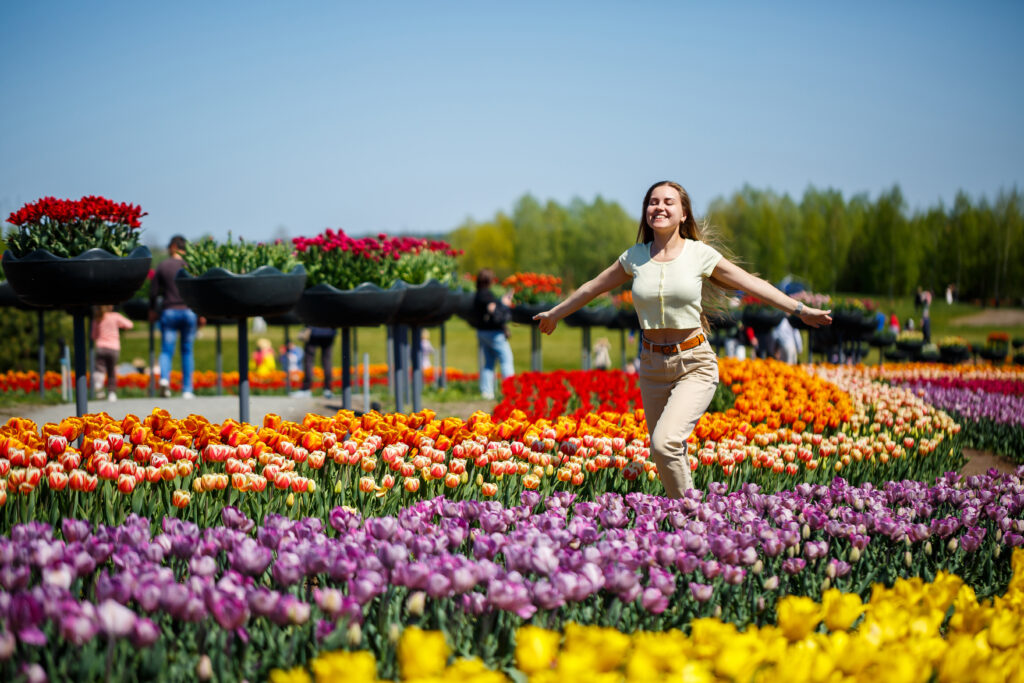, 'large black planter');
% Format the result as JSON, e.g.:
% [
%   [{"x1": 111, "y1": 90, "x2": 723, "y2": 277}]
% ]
[
  {"x1": 2, "y1": 246, "x2": 152, "y2": 309},
  {"x1": 120, "y1": 297, "x2": 151, "y2": 322},
  {"x1": 390, "y1": 279, "x2": 450, "y2": 326},
  {"x1": 742, "y1": 308, "x2": 784, "y2": 334},
  {"x1": 176, "y1": 265, "x2": 306, "y2": 424},
  {"x1": 295, "y1": 282, "x2": 406, "y2": 328},
  {"x1": 413, "y1": 288, "x2": 460, "y2": 328},
  {"x1": 0, "y1": 281, "x2": 41, "y2": 311},
  {"x1": 511, "y1": 302, "x2": 549, "y2": 325},
  {"x1": 1, "y1": 246, "x2": 153, "y2": 418},
  {"x1": 607, "y1": 308, "x2": 641, "y2": 331},
  {"x1": 264, "y1": 310, "x2": 304, "y2": 327},
  {"x1": 176, "y1": 265, "x2": 307, "y2": 320},
  {"x1": 565, "y1": 306, "x2": 617, "y2": 328},
  {"x1": 939, "y1": 346, "x2": 971, "y2": 364}
]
